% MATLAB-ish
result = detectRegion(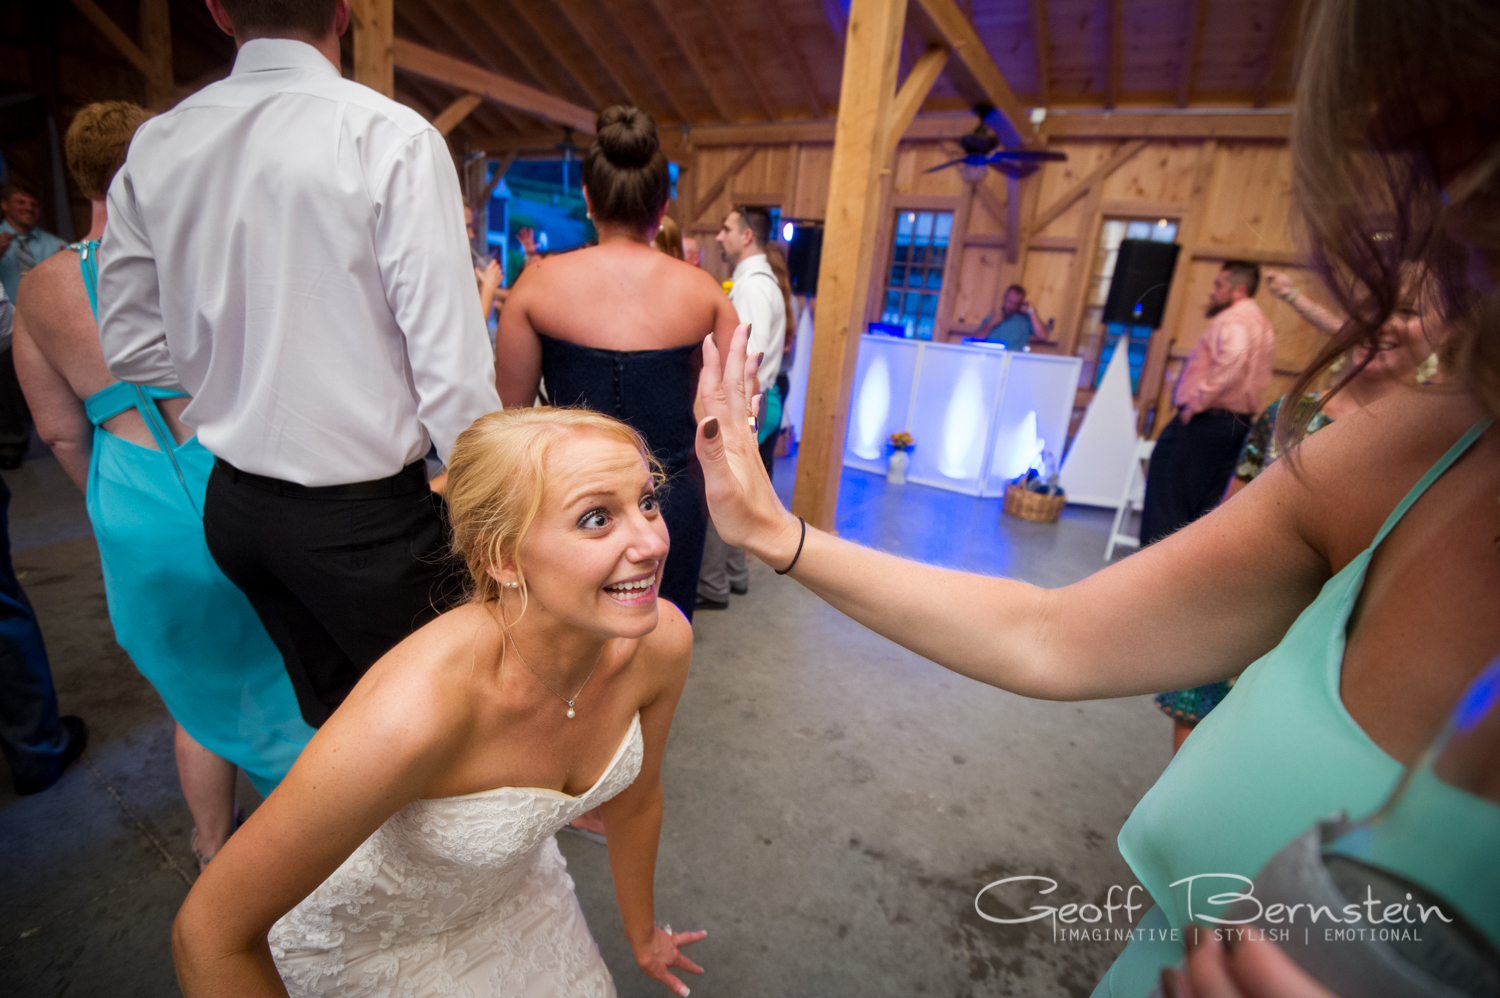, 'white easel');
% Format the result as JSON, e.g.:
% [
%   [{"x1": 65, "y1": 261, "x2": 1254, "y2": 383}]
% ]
[{"x1": 1104, "y1": 437, "x2": 1156, "y2": 561}]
